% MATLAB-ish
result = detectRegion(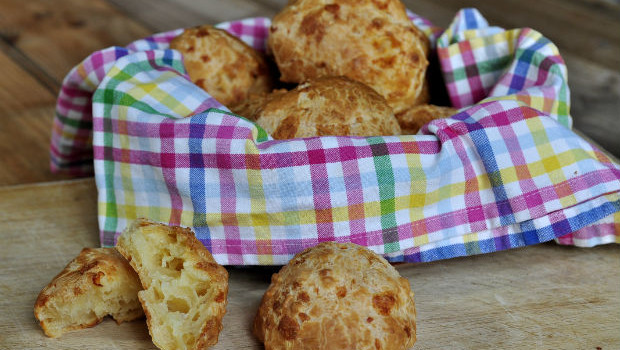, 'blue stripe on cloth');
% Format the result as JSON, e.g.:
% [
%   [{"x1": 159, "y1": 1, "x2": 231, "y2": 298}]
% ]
[
  {"x1": 508, "y1": 40, "x2": 548, "y2": 94},
  {"x1": 189, "y1": 113, "x2": 211, "y2": 244},
  {"x1": 393, "y1": 199, "x2": 620, "y2": 263},
  {"x1": 115, "y1": 47, "x2": 130, "y2": 60},
  {"x1": 273, "y1": 167, "x2": 303, "y2": 242},
  {"x1": 162, "y1": 48, "x2": 175, "y2": 67},
  {"x1": 464, "y1": 8, "x2": 480, "y2": 29},
  {"x1": 462, "y1": 116, "x2": 516, "y2": 226},
  {"x1": 510, "y1": 60, "x2": 530, "y2": 93}
]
